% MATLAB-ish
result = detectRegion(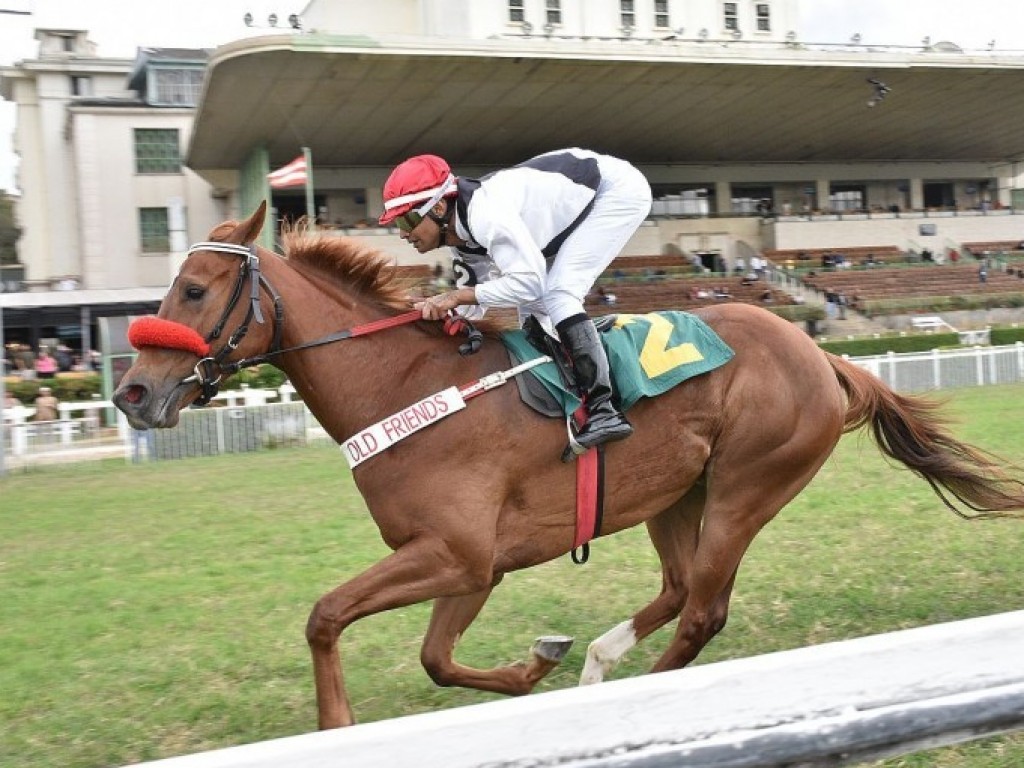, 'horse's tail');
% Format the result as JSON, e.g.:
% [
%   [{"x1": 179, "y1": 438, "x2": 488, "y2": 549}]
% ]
[{"x1": 826, "y1": 351, "x2": 1024, "y2": 519}]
